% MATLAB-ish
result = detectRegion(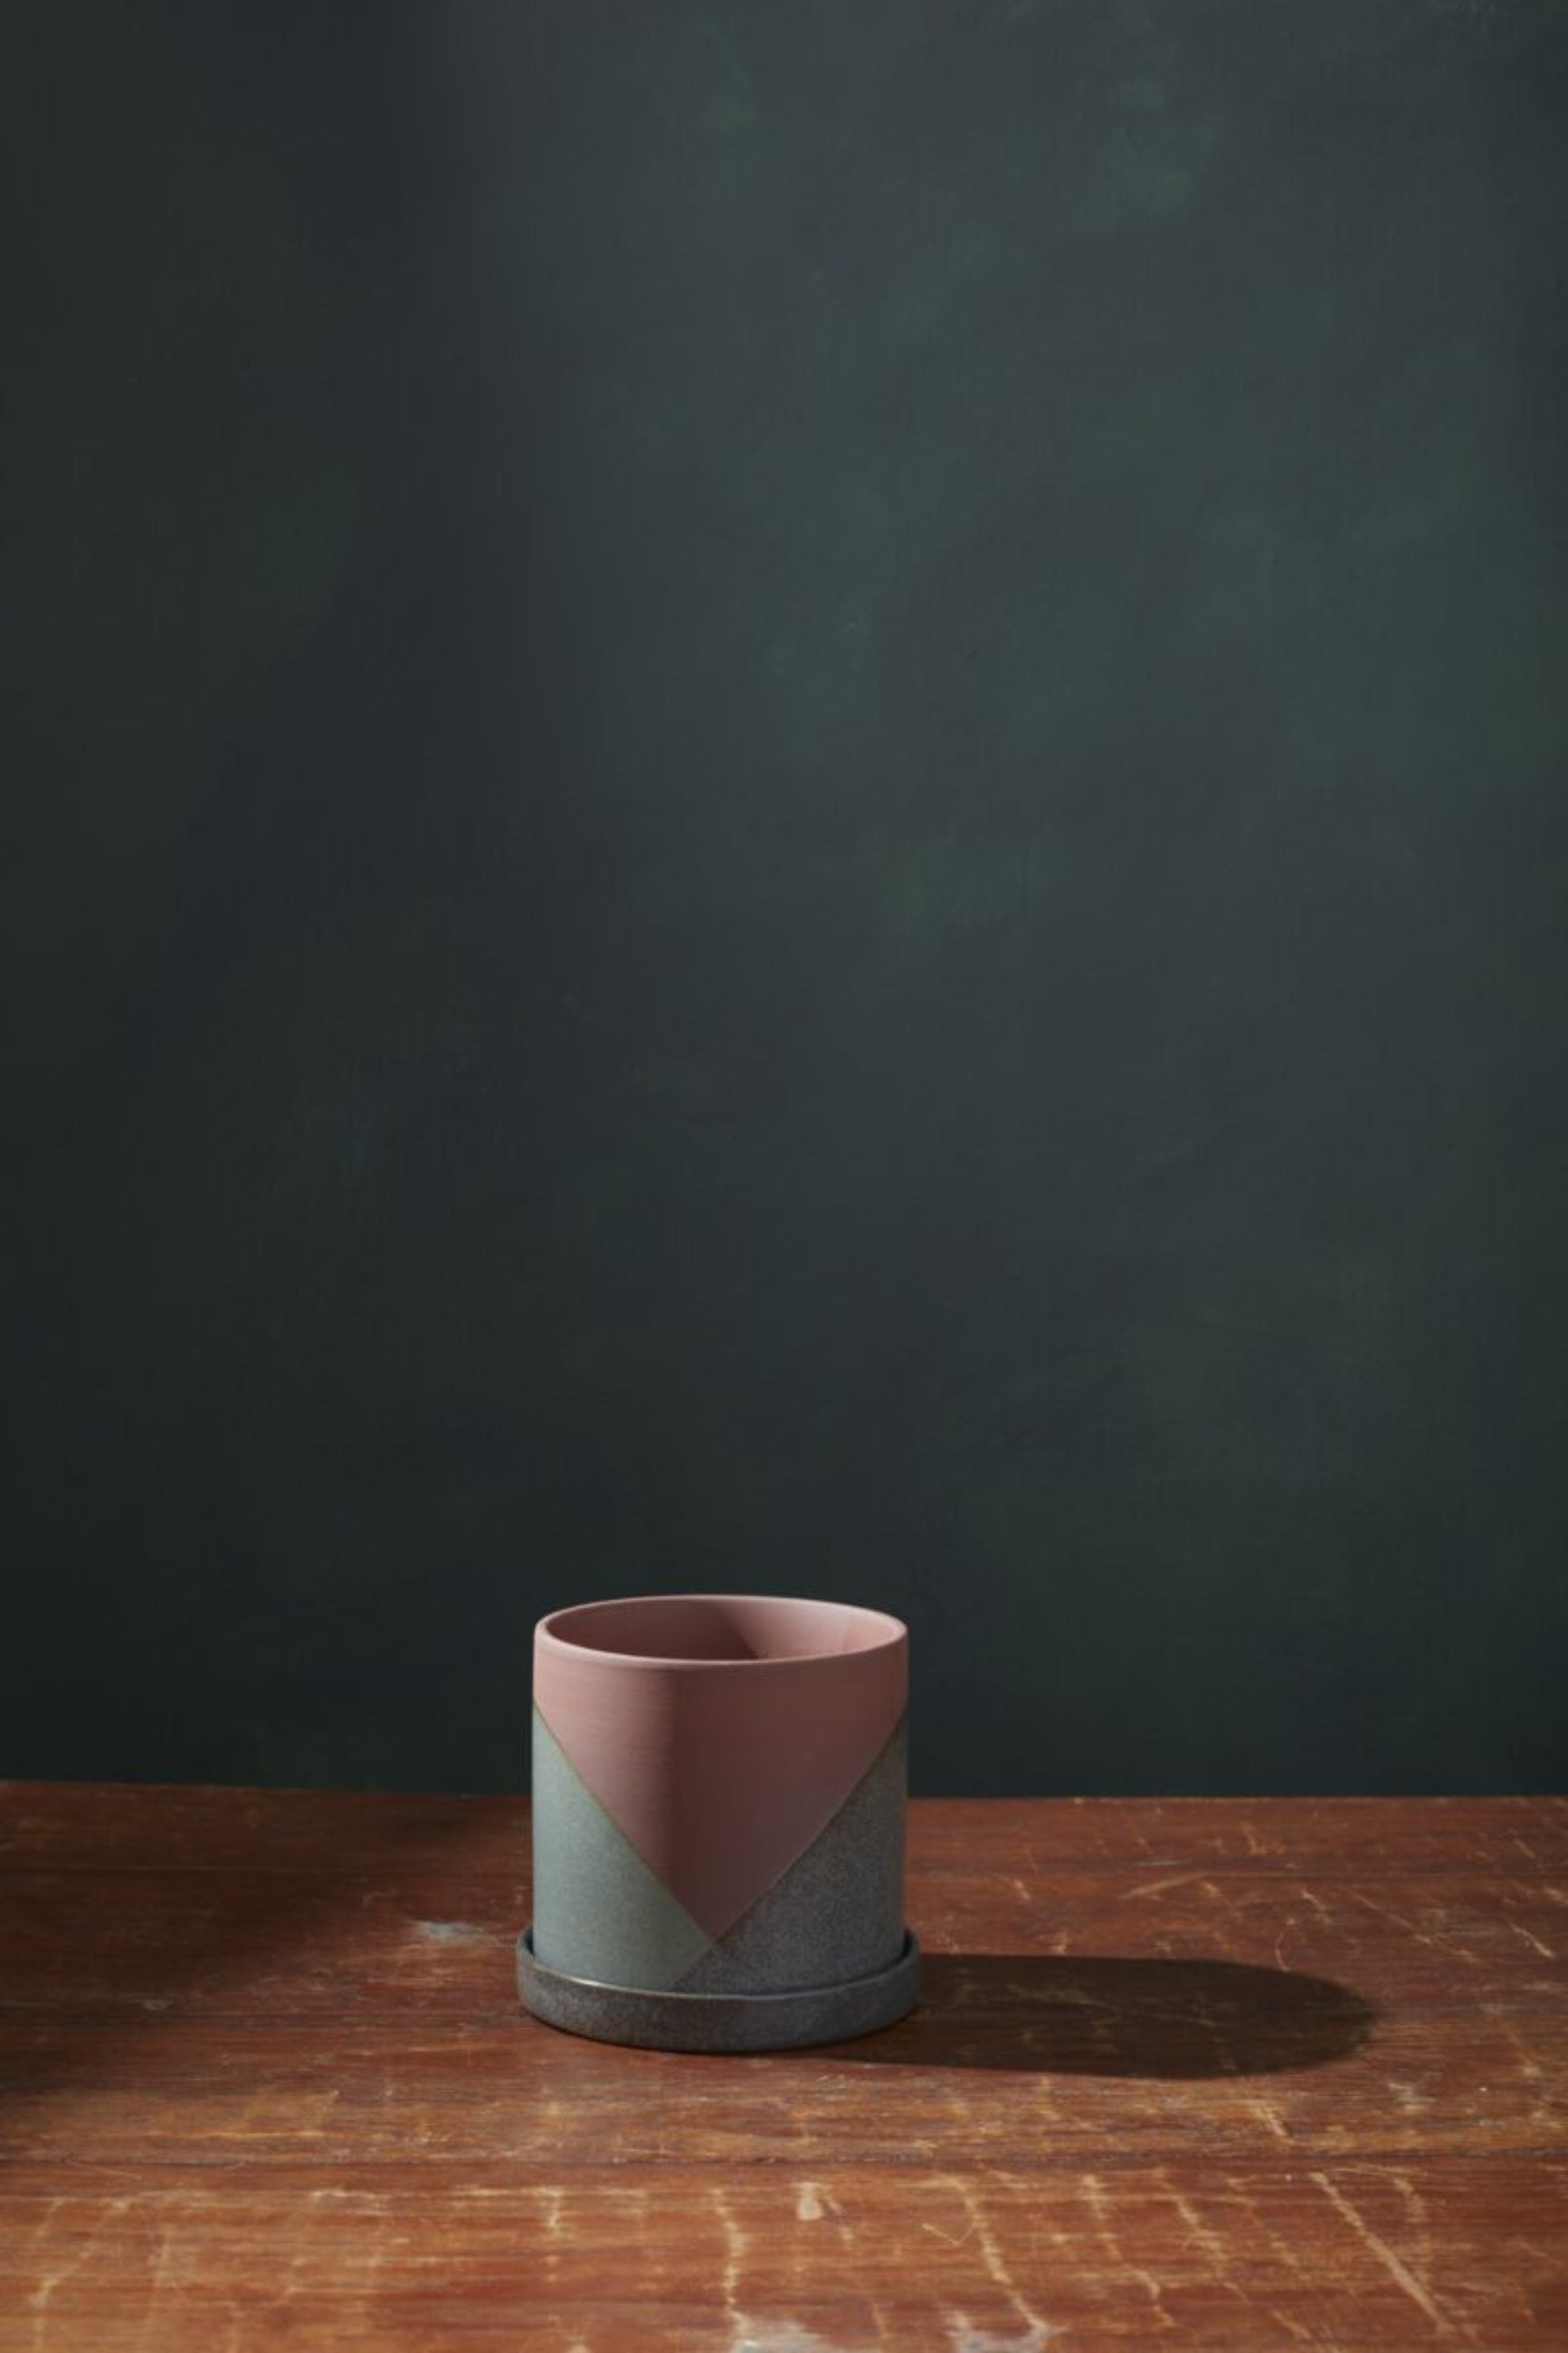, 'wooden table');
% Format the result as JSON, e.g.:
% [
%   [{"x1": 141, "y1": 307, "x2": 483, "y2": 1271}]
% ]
[{"x1": 1, "y1": 1787, "x2": 1563, "y2": 2348}]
